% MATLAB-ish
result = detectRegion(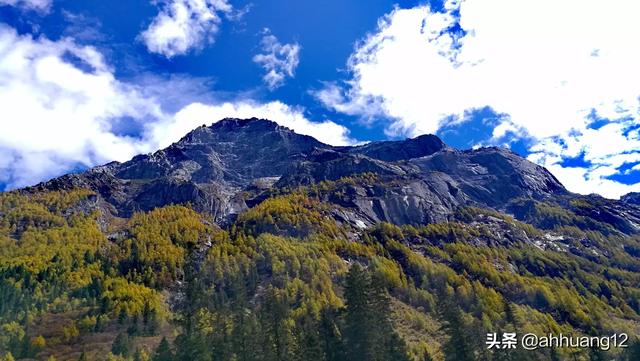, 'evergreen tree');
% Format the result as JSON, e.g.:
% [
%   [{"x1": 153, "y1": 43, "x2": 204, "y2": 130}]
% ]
[
  {"x1": 343, "y1": 264, "x2": 410, "y2": 361},
  {"x1": 437, "y1": 291, "x2": 475, "y2": 361},
  {"x1": 232, "y1": 308, "x2": 260, "y2": 361},
  {"x1": 343, "y1": 263, "x2": 375, "y2": 361},
  {"x1": 118, "y1": 309, "x2": 127, "y2": 325},
  {"x1": 319, "y1": 308, "x2": 343, "y2": 361},
  {"x1": 383, "y1": 332, "x2": 411, "y2": 361},
  {"x1": 370, "y1": 273, "x2": 410, "y2": 361},
  {"x1": 295, "y1": 314, "x2": 325, "y2": 361},
  {"x1": 498, "y1": 302, "x2": 534, "y2": 361},
  {"x1": 142, "y1": 302, "x2": 152, "y2": 333},
  {"x1": 153, "y1": 337, "x2": 174, "y2": 361},
  {"x1": 261, "y1": 286, "x2": 293, "y2": 361},
  {"x1": 111, "y1": 332, "x2": 133, "y2": 357},
  {"x1": 229, "y1": 274, "x2": 259, "y2": 361}
]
